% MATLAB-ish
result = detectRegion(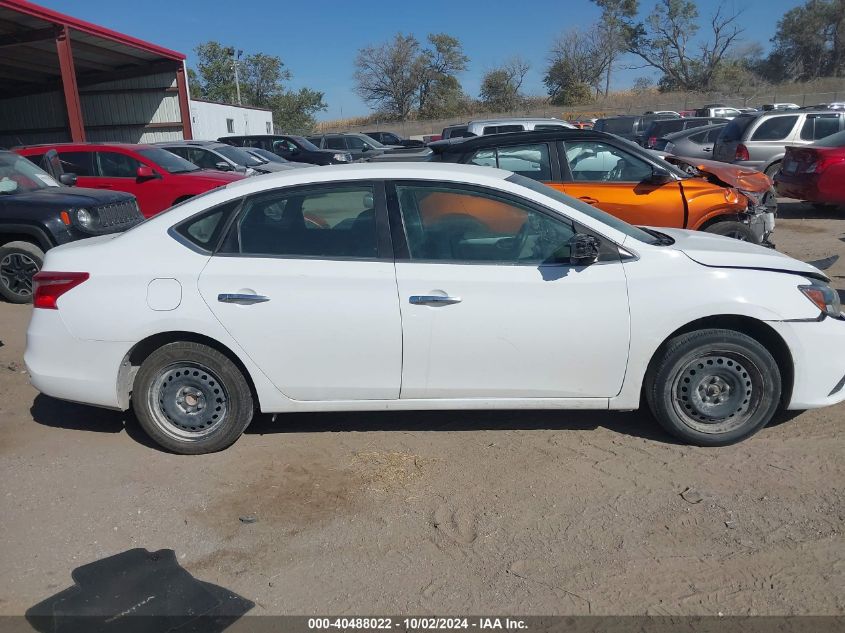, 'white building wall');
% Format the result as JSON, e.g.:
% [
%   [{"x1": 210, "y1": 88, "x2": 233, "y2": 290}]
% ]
[{"x1": 189, "y1": 100, "x2": 273, "y2": 141}]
